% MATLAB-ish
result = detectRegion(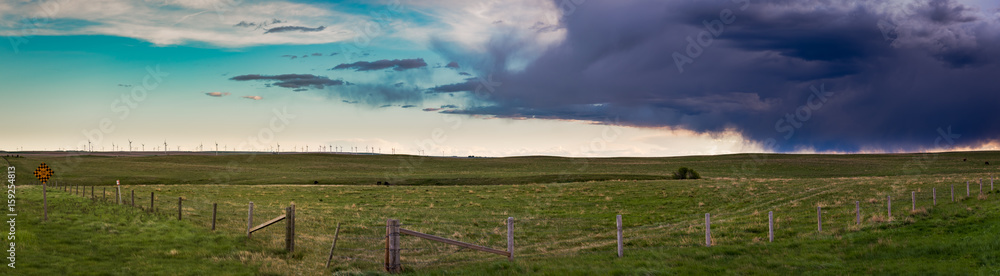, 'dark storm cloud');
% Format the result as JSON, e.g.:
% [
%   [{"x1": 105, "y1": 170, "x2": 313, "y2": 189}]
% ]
[
  {"x1": 331, "y1": 58, "x2": 428, "y2": 71},
  {"x1": 445, "y1": 61, "x2": 460, "y2": 68},
  {"x1": 429, "y1": 0, "x2": 1000, "y2": 152},
  {"x1": 427, "y1": 79, "x2": 478, "y2": 93},
  {"x1": 919, "y1": 0, "x2": 979, "y2": 24},
  {"x1": 264, "y1": 25, "x2": 325, "y2": 34},
  {"x1": 229, "y1": 74, "x2": 344, "y2": 89}
]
